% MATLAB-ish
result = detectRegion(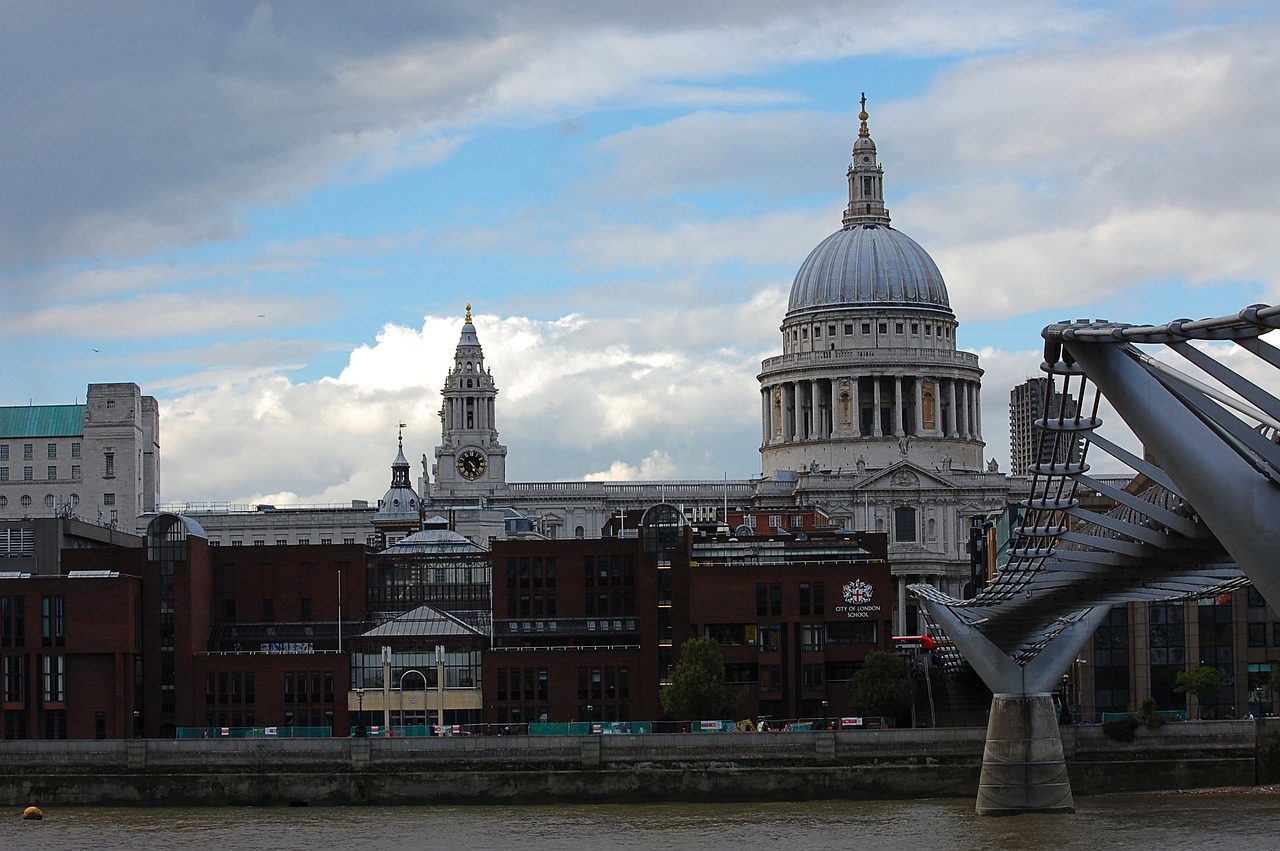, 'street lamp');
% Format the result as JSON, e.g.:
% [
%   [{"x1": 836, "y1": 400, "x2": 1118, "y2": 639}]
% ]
[
  {"x1": 822, "y1": 699, "x2": 829, "y2": 730},
  {"x1": 586, "y1": 704, "x2": 593, "y2": 729},
  {"x1": 355, "y1": 687, "x2": 365, "y2": 729}
]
